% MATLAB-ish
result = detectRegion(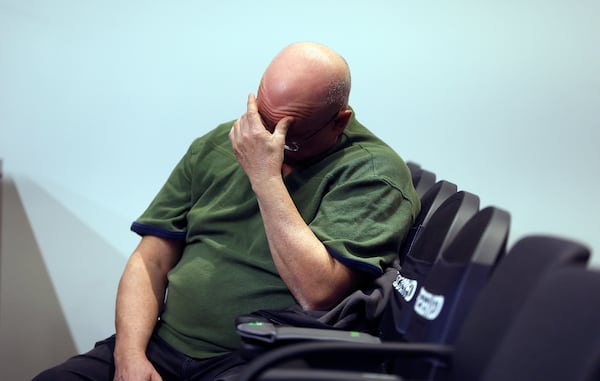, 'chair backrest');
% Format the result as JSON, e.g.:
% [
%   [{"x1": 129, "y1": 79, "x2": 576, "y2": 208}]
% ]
[
  {"x1": 398, "y1": 180, "x2": 457, "y2": 265},
  {"x1": 453, "y1": 235, "x2": 591, "y2": 381},
  {"x1": 415, "y1": 180, "x2": 458, "y2": 227},
  {"x1": 410, "y1": 191, "x2": 480, "y2": 265},
  {"x1": 380, "y1": 191, "x2": 480, "y2": 341},
  {"x1": 405, "y1": 161, "x2": 437, "y2": 199},
  {"x1": 414, "y1": 170, "x2": 436, "y2": 199},
  {"x1": 483, "y1": 267, "x2": 600, "y2": 381}
]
